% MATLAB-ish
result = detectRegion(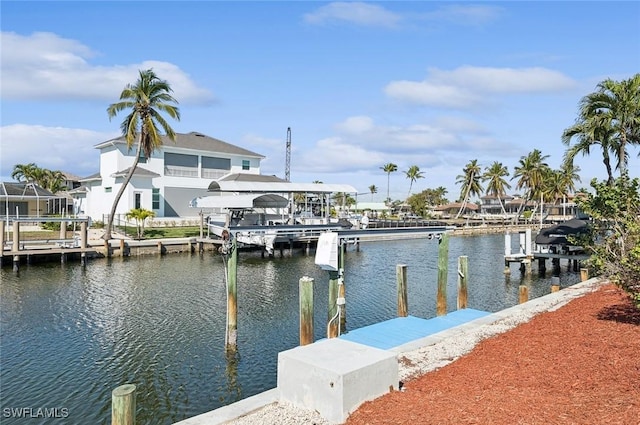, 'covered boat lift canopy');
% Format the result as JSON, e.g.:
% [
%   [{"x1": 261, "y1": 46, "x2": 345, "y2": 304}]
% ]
[
  {"x1": 207, "y1": 173, "x2": 357, "y2": 194},
  {"x1": 190, "y1": 193, "x2": 289, "y2": 209},
  {"x1": 535, "y1": 218, "x2": 589, "y2": 246}
]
